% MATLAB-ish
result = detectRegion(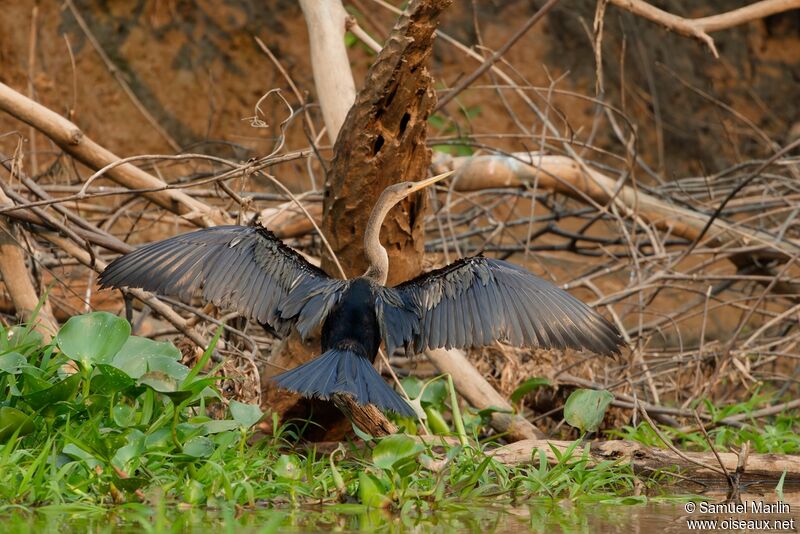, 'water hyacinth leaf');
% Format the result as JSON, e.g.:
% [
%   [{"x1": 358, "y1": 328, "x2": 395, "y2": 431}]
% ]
[
  {"x1": 24, "y1": 373, "x2": 82, "y2": 410},
  {"x1": 183, "y1": 436, "x2": 215, "y2": 458},
  {"x1": 145, "y1": 428, "x2": 173, "y2": 451},
  {"x1": 203, "y1": 420, "x2": 239, "y2": 434},
  {"x1": 112, "y1": 429, "x2": 145, "y2": 469},
  {"x1": 0, "y1": 352, "x2": 26, "y2": 374},
  {"x1": 138, "y1": 372, "x2": 193, "y2": 405},
  {"x1": 112, "y1": 336, "x2": 182, "y2": 379},
  {"x1": 91, "y1": 364, "x2": 136, "y2": 395},
  {"x1": 114, "y1": 476, "x2": 150, "y2": 492},
  {"x1": 358, "y1": 472, "x2": 391, "y2": 508},
  {"x1": 372, "y1": 434, "x2": 424, "y2": 471},
  {"x1": 230, "y1": 400, "x2": 263, "y2": 428},
  {"x1": 564, "y1": 388, "x2": 614, "y2": 433},
  {"x1": 273, "y1": 454, "x2": 301, "y2": 480},
  {"x1": 183, "y1": 479, "x2": 206, "y2": 504},
  {"x1": 510, "y1": 377, "x2": 551, "y2": 403},
  {"x1": 0, "y1": 406, "x2": 35, "y2": 441},
  {"x1": 57, "y1": 312, "x2": 130, "y2": 367},
  {"x1": 112, "y1": 404, "x2": 137, "y2": 428},
  {"x1": 138, "y1": 371, "x2": 177, "y2": 393}
]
